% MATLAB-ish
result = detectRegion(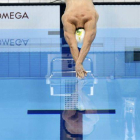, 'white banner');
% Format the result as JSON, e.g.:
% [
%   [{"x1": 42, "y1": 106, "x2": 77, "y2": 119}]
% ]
[
  {"x1": 0, "y1": 6, "x2": 60, "y2": 29},
  {"x1": 96, "y1": 5, "x2": 140, "y2": 28},
  {"x1": 0, "y1": 6, "x2": 60, "y2": 52}
]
